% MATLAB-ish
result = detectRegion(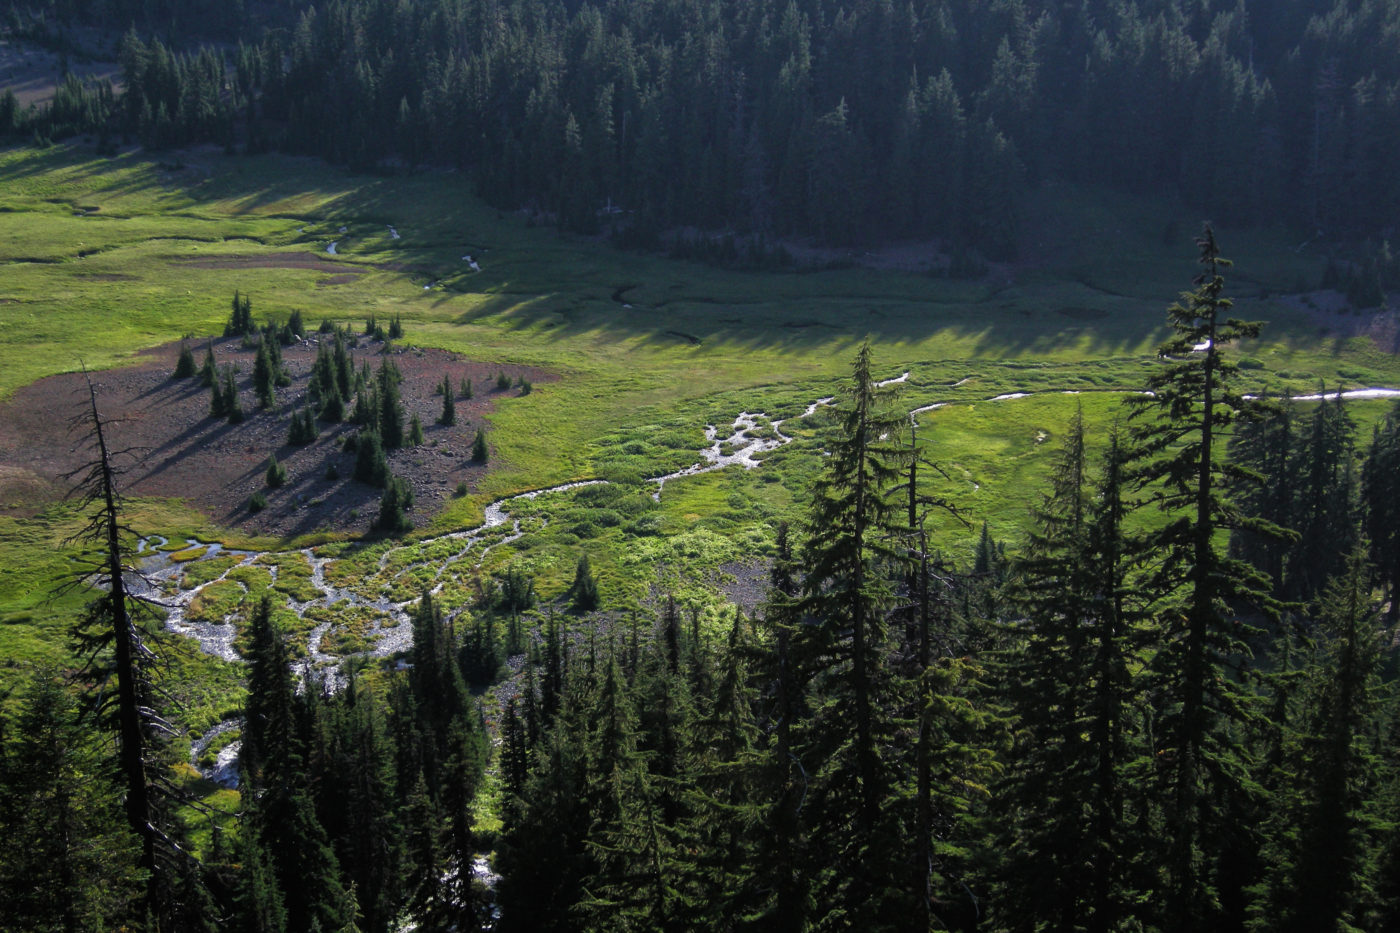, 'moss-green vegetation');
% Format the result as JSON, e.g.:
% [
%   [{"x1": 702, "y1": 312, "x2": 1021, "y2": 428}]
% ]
[{"x1": 2, "y1": 144, "x2": 1399, "y2": 702}]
